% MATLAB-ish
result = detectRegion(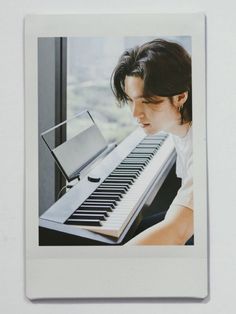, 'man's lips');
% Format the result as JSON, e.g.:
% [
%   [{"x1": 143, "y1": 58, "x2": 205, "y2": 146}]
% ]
[{"x1": 139, "y1": 122, "x2": 151, "y2": 128}]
